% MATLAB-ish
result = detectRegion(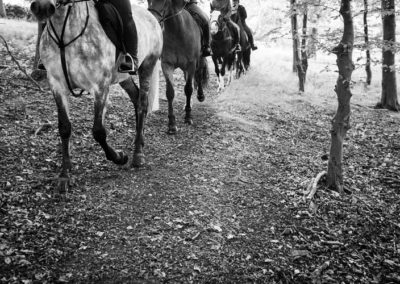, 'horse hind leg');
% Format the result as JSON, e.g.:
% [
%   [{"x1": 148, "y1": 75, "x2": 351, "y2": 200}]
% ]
[
  {"x1": 162, "y1": 64, "x2": 178, "y2": 135},
  {"x1": 212, "y1": 56, "x2": 223, "y2": 93},
  {"x1": 53, "y1": 91, "x2": 72, "y2": 193},
  {"x1": 132, "y1": 69, "x2": 156, "y2": 168},
  {"x1": 184, "y1": 73, "x2": 194, "y2": 125},
  {"x1": 120, "y1": 77, "x2": 139, "y2": 126},
  {"x1": 196, "y1": 57, "x2": 209, "y2": 102},
  {"x1": 92, "y1": 87, "x2": 128, "y2": 166}
]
